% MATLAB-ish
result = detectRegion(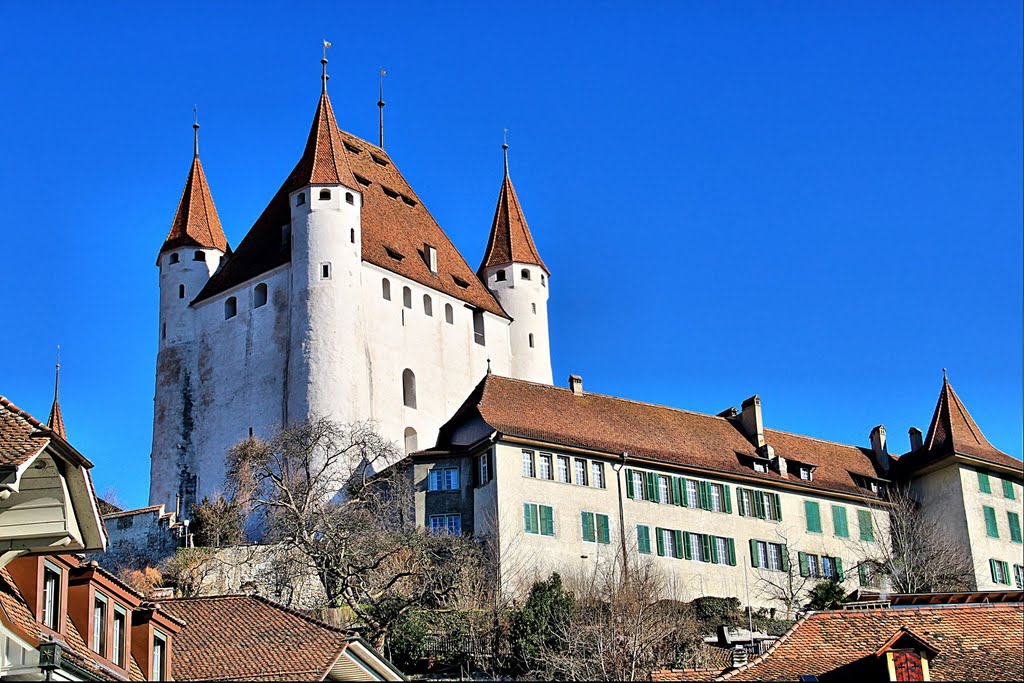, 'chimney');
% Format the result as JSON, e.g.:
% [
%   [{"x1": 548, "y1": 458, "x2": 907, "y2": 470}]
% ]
[
  {"x1": 739, "y1": 396, "x2": 766, "y2": 448},
  {"x1": 869, "y1": 425, "x2": 890, "y2": 473},
  {"x1": 569, "y1": 374, "x2": 584, "y2": 396},
  {"x1": 731, "y1": 645, "x2": 748, "y2": 668},
  {"x1": 908, "y1": 427, "x2": 923, "y2": 452}
]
